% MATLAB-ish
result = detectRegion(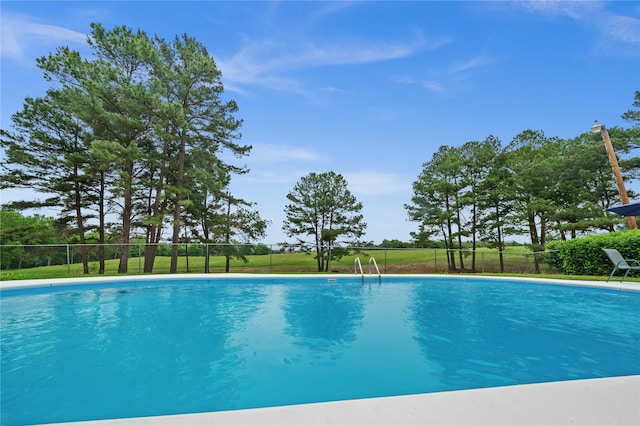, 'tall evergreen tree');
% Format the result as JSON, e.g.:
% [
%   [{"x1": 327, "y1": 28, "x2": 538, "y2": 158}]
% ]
[
  {"x1": 505, "y1": 130, "x2": 560, "y2": 273},
  {"x1": 476, "y1": 141, "x2": 515, "y2": 273},
  {"x1": 406, "y1": 145, "x2": 466, "y2": 271},
  {"x1": 36, "y1": 24, "x2": 158, "y2": 273},
  {"x1": 460, "y1": 137, "x2": 500, "y2": 271},
  {"x1": 10, "y1": 23, "x2": 251, "y2": 274},
  {"x1": 151, "y1": 34, "x2": 248, "y2": 273},
  {"x1": 0, "y1": 91, "x2": 96, "y2": 273},
  {"x1": 612, "y1": 90, "x2": 640, "y2": 190},
  {"x1": 553, "y1": 134, "x2": 619, "y2": 236},
  {"x1": 283, "y1": 171, "x2": 366, "y2": 272}
]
